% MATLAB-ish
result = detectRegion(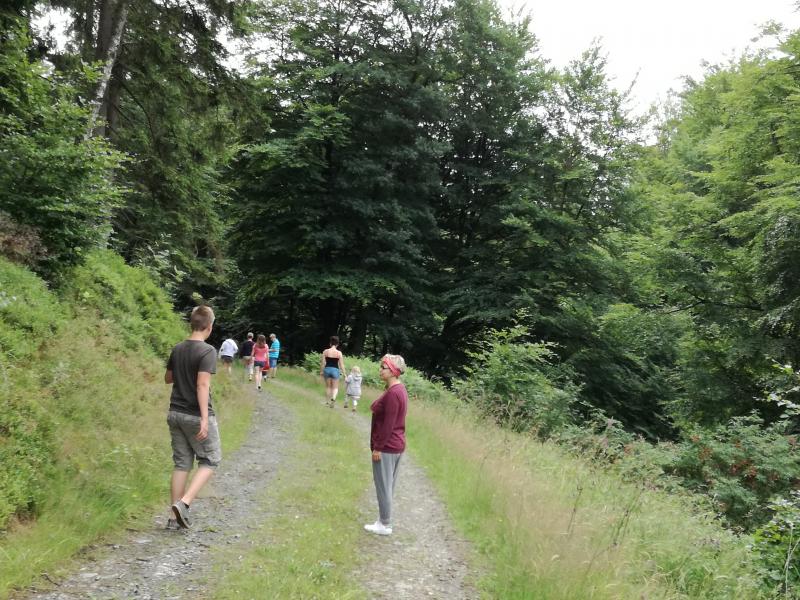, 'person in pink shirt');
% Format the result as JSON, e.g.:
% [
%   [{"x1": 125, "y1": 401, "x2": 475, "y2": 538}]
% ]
[
  {"x1": 364, "y1": 354, "x2": 408, "y2": 536},
  {"x1": 252, "y1": 334, "x2": 269, "y2": 391}
]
